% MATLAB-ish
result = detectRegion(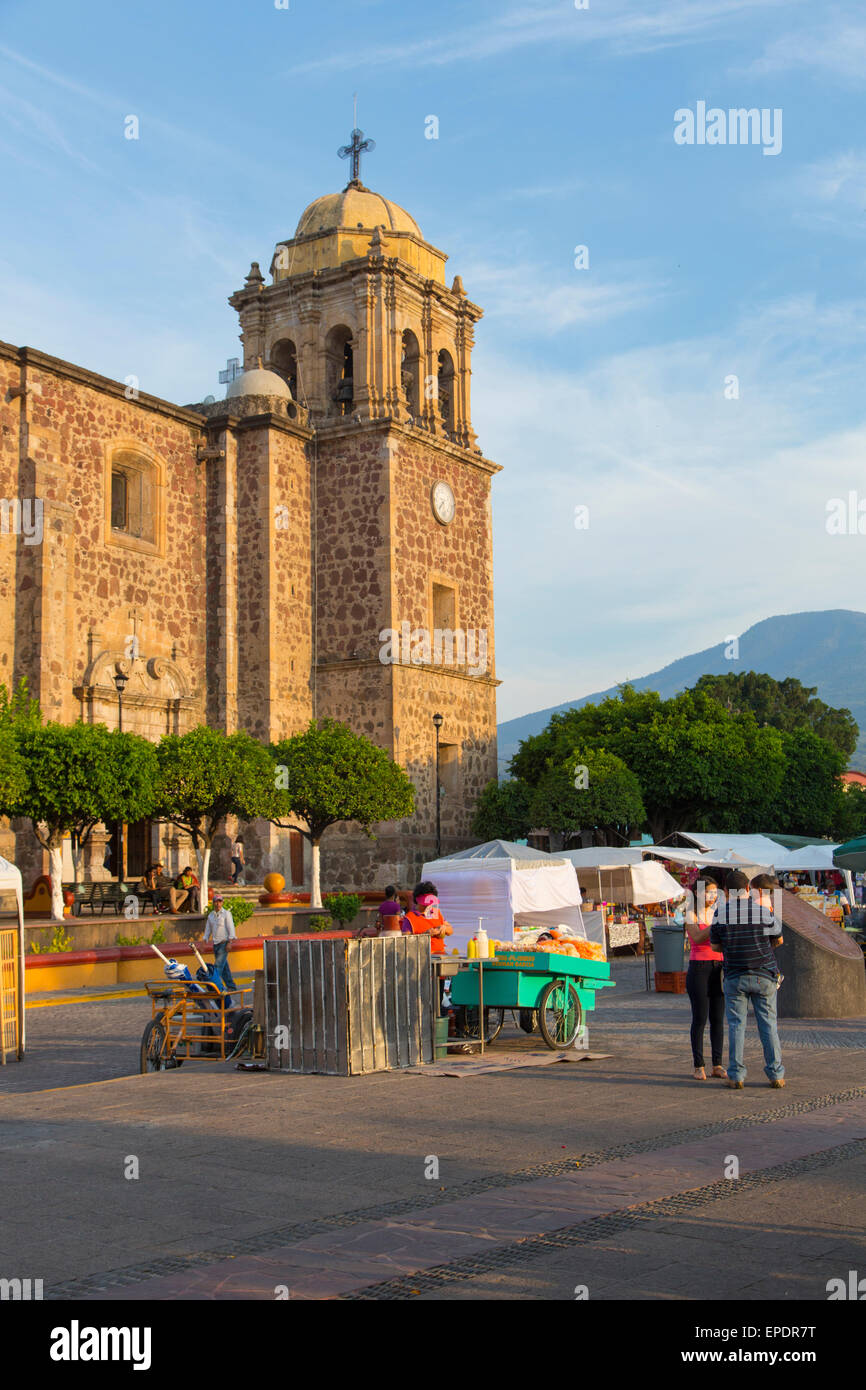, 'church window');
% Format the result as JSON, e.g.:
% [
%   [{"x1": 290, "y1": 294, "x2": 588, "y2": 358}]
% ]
[
  {"x1": 110, "y1": 470, "x2": 128, "y2": 531},
  {"x1": 401, "y1": 330, "x2": 421, "y2": 418},
  {"x1": 437, "y1": 349, "x2": 455, "y2": 434},
  {"x1": 270, "y1": 338, "x2": 299, "y2": 398},
  {"x1": 325, "y1": 325, "x2": 354, "y2": 416},
  {"x1": 106, "y1": 446, "x2": 163, "y2": 554}
]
